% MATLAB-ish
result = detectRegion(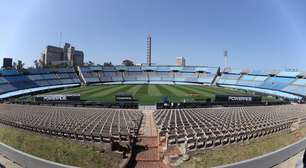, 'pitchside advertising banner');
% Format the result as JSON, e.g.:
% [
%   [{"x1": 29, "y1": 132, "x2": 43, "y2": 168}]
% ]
[
  {"x1": 35, "y1": 94, "x2": 81, "y2": 102},
  {"x1": 215, "y1": 95, "x2": 262, "y2": 103},
  {"x1": 115, "y1": 93, "x2": 134, "y2": 101}
]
